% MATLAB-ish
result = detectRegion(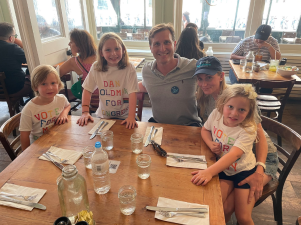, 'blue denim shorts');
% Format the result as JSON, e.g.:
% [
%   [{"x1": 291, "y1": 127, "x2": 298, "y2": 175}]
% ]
[{"x1": 265, "y1": 151, "x2": 279, "y2": 180}]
